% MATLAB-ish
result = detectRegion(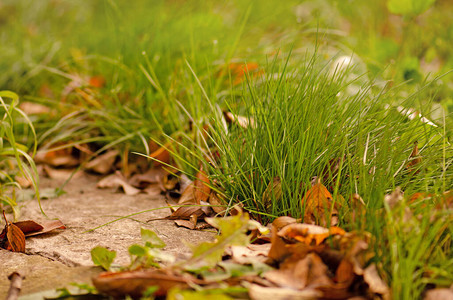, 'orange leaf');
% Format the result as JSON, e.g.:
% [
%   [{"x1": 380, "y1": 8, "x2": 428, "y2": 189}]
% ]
[
  {"x1": 302, "y1": 179, "x2": 338, "y2": 226},
  {"x1": 89, "y1": 75, "x2": 106, "y2": 88},
  {"x1": 149, "y1": 143, "x2": 171, "y2": 166}
]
